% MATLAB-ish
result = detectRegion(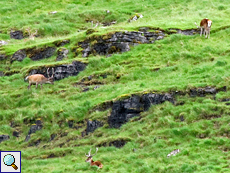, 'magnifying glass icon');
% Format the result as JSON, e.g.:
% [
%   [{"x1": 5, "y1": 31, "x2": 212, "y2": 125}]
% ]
[{"x1": 3, "y1": 154, "x2": 18, "y2": 170}]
